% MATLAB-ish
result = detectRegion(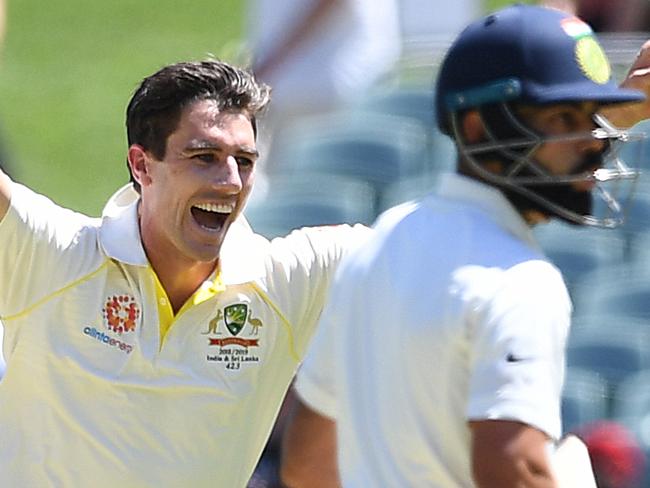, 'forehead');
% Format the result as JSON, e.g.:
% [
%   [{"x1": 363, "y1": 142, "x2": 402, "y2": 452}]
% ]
[{"x1": 174, "y1": 99, "x2": 255, "y2": 140}]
